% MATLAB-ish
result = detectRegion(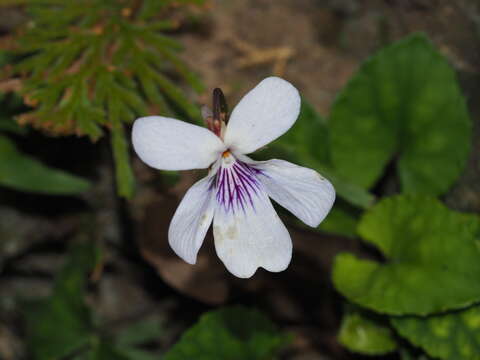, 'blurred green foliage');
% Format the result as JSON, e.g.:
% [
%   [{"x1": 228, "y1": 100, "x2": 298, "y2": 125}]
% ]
[
  {"x1": 400, "y1": 349, "x2": 434, "y2": 360},
  {"x1": 24, "y1": 245, "x2": 287, "y2": 360},
  {"x1": 0, "y1": 135, "x2": 91, "y2": 194},
  {"x1": 25, "y1": 242, "x2": 98, "y2": 360},
  {"x1": 163, "y1": 306, "x2": 290, "y2": 360},
  {"x1": 392, "y1": 305, "x2": 480, "y2": 360},
  {"x1": 315, "y1": 206, "x2": 358, "y2": 238},
  {"x1": 115, "y1": 317, "x2": 165, "y2": 360},
  {"x1": 0, "y1": 92, "x2": 91, "y2": 194},
  {"x1": 338, "y1": 309, "x2": 397, "y2": 355},
  {"x1": 3, "y1": 0, "x2": 205, "y2": 198},
  {"x1": 0, "y1": 92, "x2": 27, "y2": 135},
  {"x1": 24, "y1": 242, "x2": 166, "y2": 360}
]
